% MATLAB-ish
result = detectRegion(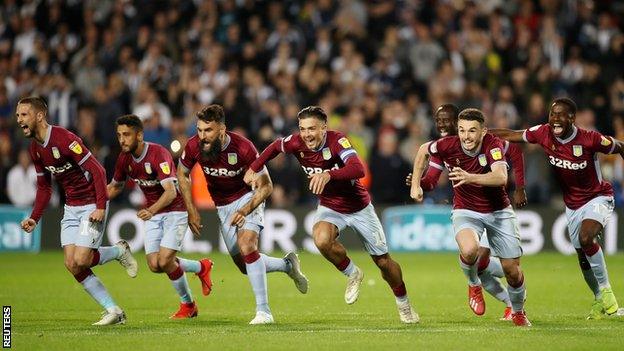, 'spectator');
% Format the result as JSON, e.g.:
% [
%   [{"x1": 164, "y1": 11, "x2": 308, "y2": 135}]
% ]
[
  {"x1": 6, "y1": 149, "x2": 37, "y2": 207},
  {"x1": 369, "y1": 131, "x2": 411, "y2": 204},
  {"x1": 0, "y1": 0, "x2": 623, "y2": 207}
]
